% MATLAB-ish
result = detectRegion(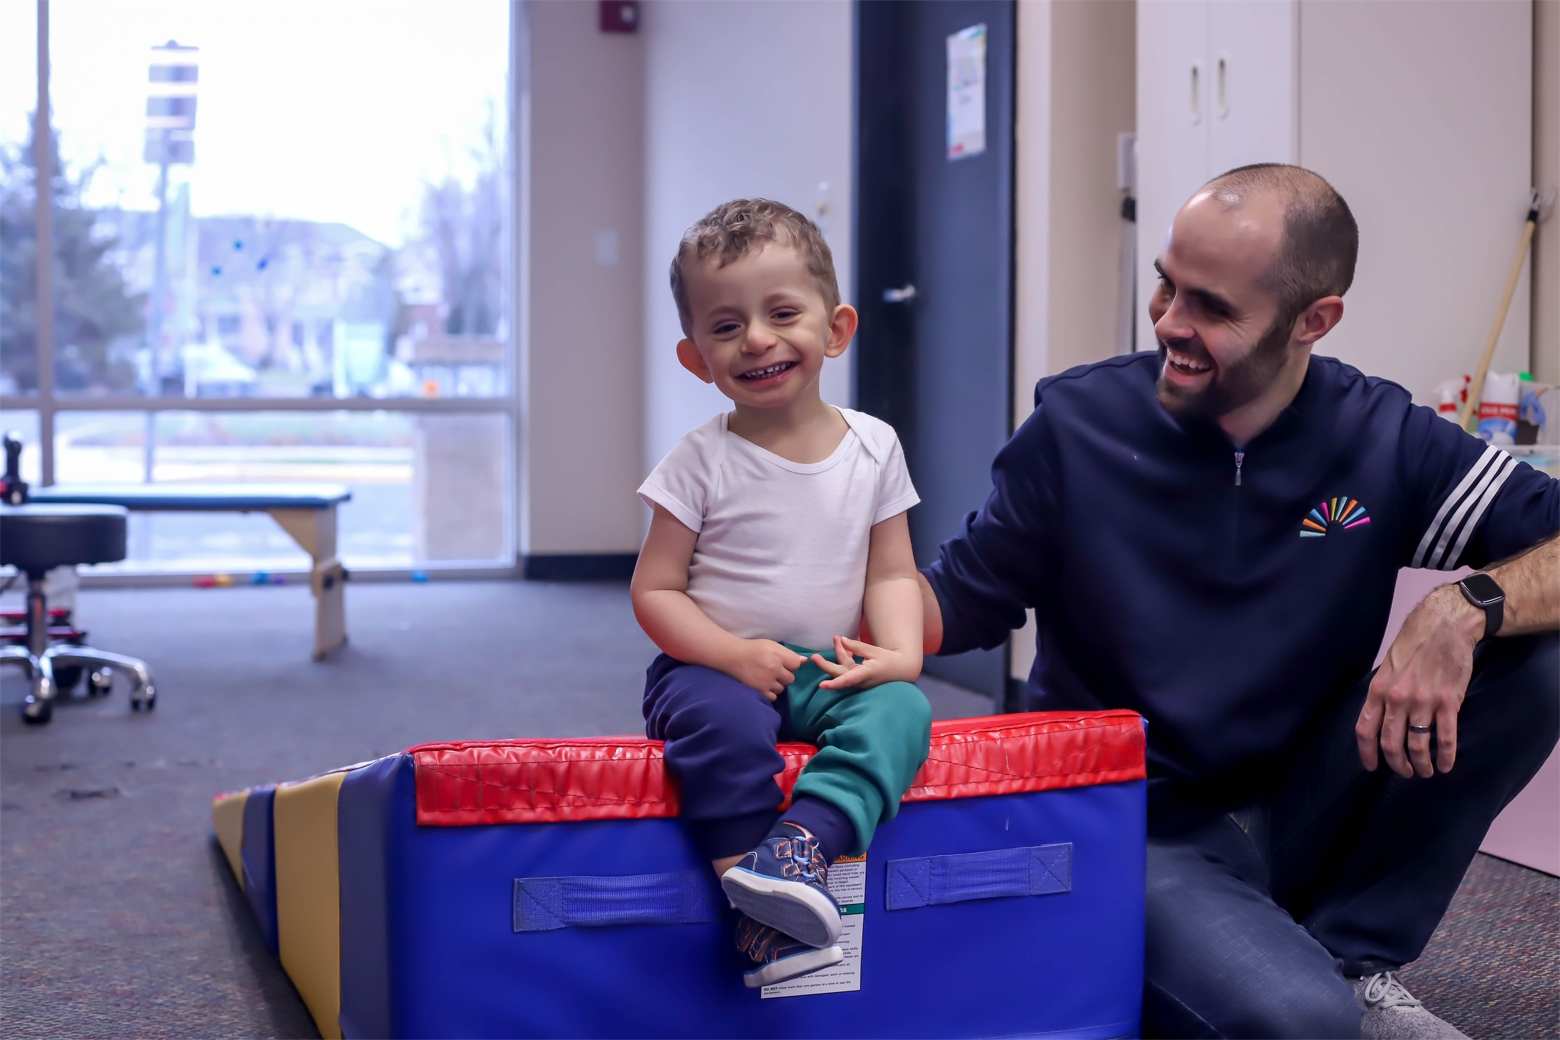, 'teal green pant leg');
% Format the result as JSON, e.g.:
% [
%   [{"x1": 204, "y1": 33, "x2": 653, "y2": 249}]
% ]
[{"x1": 782, "y1": 646, "x2": 933, "y2": 855}]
